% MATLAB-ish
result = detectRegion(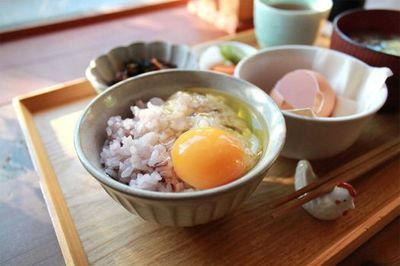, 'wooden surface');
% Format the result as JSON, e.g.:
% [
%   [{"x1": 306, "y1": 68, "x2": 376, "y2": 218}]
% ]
[
  {"x1": 187, "y1": 0, "x2": 253, "y2": 33},
  {"x1": 16, "y1": 74, "x2": 400, "y2": 266},
  {"x1": 0, "y1": 5, "x2": 225, "y2": 106},
  {"x1": 13, "y1": 30, "x2": 400, "y2": 265},
  {"x1": 0, "y1": 0, "x2": 187, "y2": 42},
  {"x1": 339, "y1": 217, "x2": 400, "y2": 265},
  {"x1": 0, "y1": 104, "x2": 65, "y2": 266},
  {"x1": 13, "y1": 80, "x2": 93, "y2": 266}
]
